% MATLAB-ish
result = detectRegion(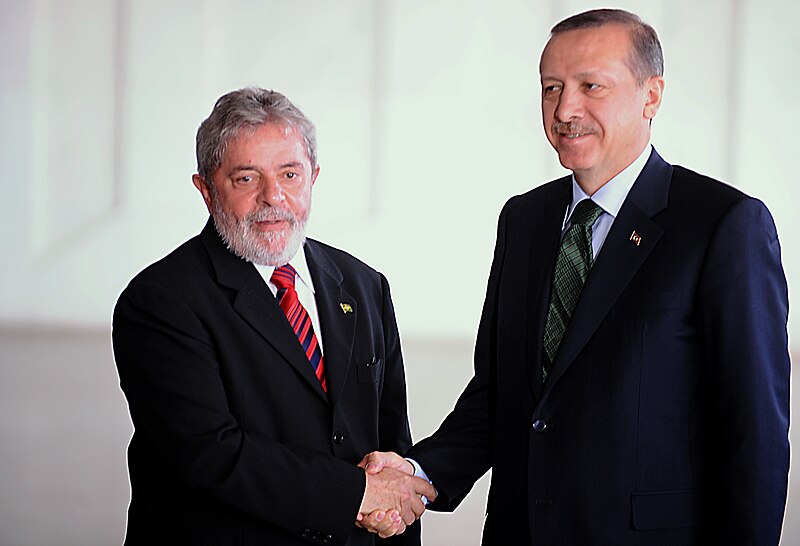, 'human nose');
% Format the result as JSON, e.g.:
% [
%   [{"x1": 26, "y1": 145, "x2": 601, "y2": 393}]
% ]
[
  {"x1": 554, "y1": 87, "x2": 582, "y2": 122},
  {"x1": 259, "y1": 176, "x2": 285, "y2": 206}
]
